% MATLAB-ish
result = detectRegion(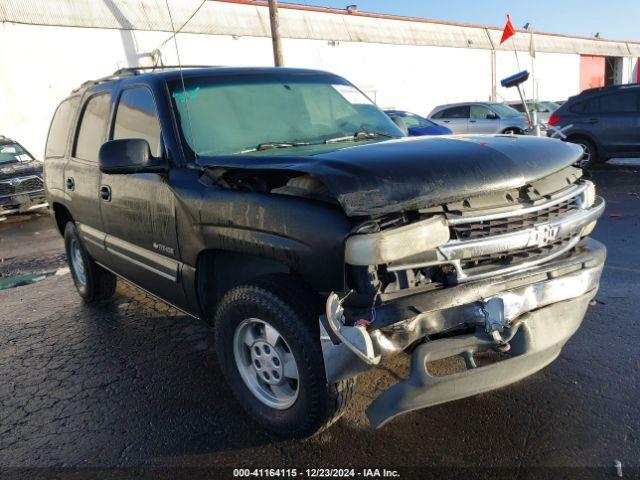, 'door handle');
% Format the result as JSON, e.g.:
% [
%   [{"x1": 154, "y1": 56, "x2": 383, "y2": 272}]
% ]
[
  {"x1": 66, "y1": 177, "x2": 75, "y2": 191},
  {"x1": 443, "y1": 120, "x2": 451, "y2": 123},
  {"x1": 469, "y1": 120, "x2": 477, "y2": 123},
  {"x1": 99, "y1": 185, "x2": 111, "y2": 202}
]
